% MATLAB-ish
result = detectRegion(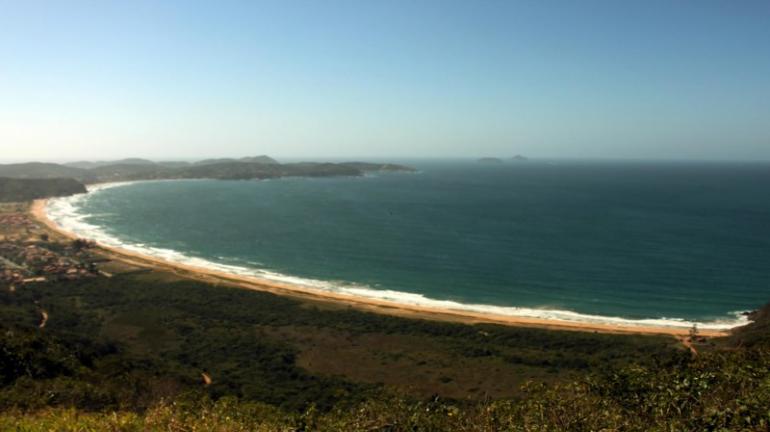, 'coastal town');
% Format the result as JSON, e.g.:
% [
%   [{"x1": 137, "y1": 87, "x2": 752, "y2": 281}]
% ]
[{"x1": 0, "y1": 203, "x2": 102, "y2": 288}]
